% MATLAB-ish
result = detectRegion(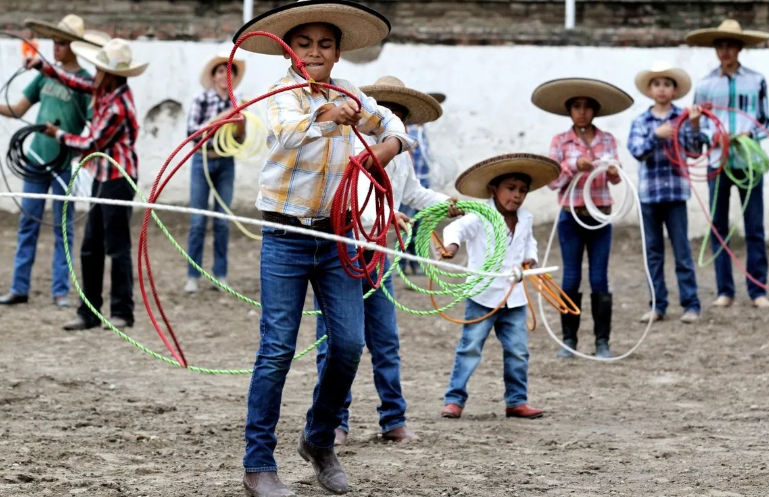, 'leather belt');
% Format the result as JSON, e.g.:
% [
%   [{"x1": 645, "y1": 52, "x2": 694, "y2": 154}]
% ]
[{"x1": 262, "y1": 211, "x2": 351, "y2": 234}]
